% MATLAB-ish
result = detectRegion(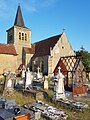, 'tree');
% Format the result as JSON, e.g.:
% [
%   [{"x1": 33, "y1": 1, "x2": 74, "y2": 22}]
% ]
[{"x1": 75, "y1": 46, "x2": 90, "y2": 71}]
